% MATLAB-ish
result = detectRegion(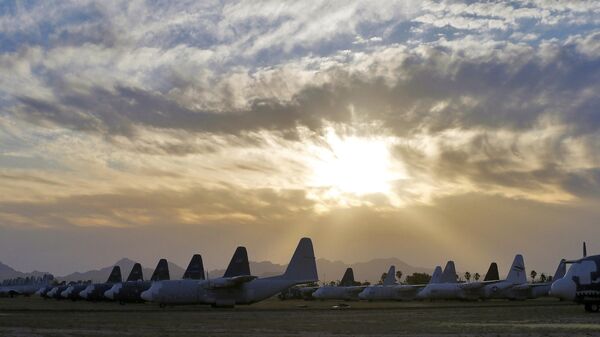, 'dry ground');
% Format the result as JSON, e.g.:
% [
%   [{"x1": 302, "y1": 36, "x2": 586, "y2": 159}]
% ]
[{"x1": 0, "y1": 297, "x2": 597, "y2": 337}]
